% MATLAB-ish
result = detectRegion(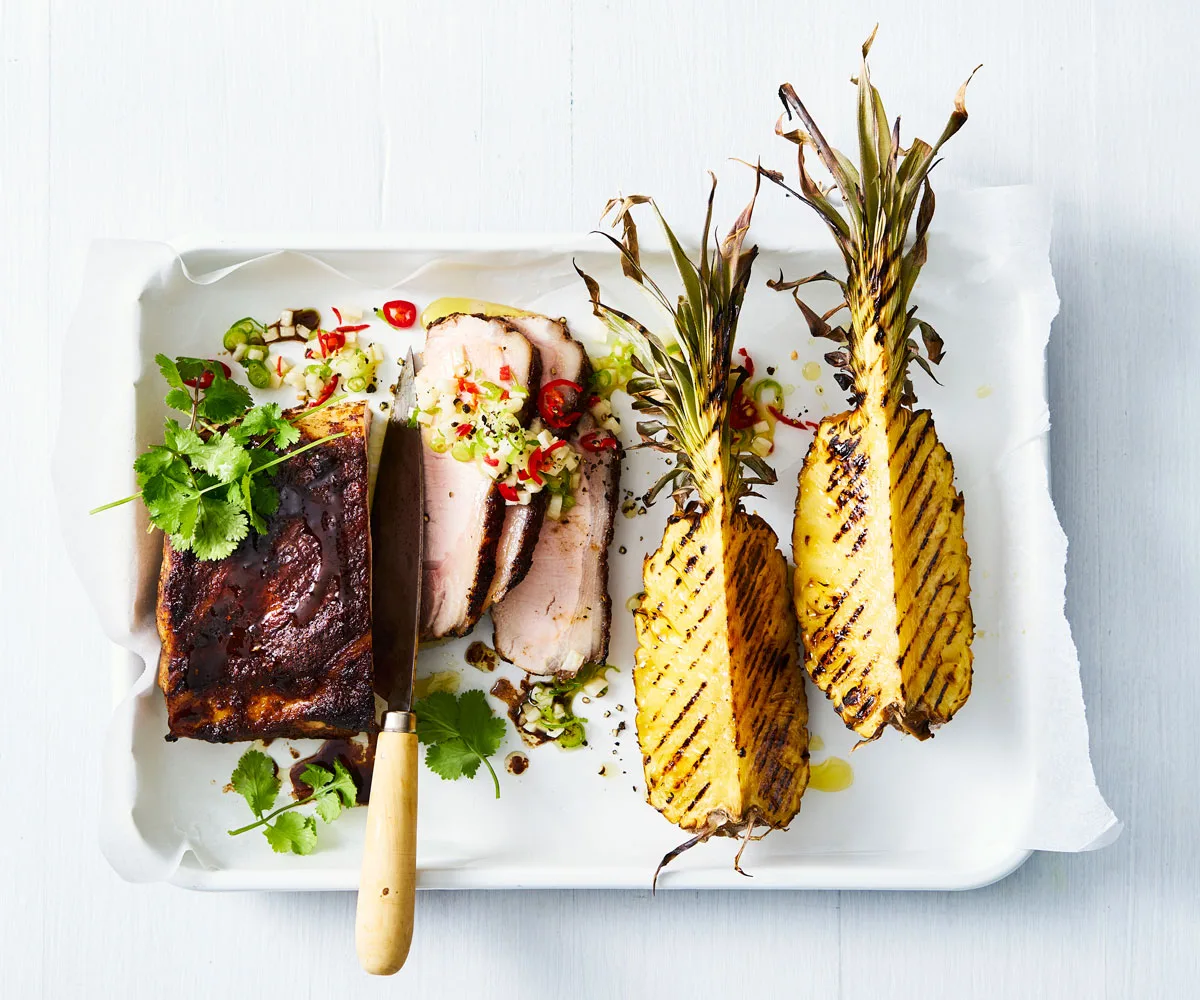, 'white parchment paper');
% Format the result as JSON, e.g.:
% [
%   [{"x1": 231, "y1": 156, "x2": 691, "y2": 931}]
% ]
[{"x1": 53, "y1": 186, "x2": 1119, "y2": 890}]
